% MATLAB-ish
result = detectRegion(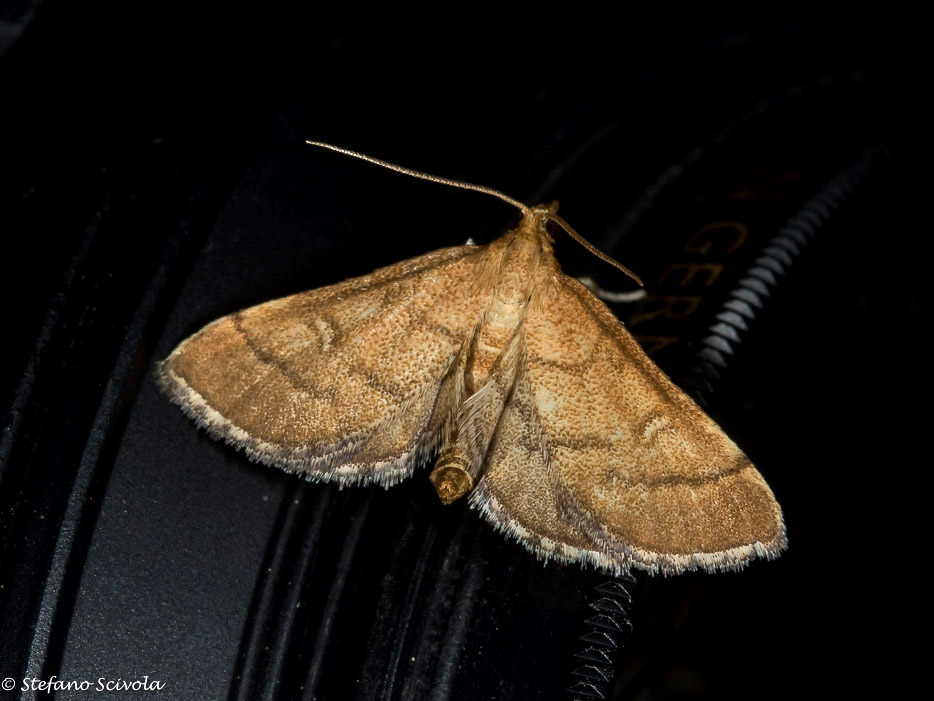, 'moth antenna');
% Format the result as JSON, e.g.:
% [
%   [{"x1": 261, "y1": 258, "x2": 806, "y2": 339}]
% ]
[
  {"x1": 307, "y1": 141, "x2": 643, "y2": 286},
  {"x1": 545, "y1": 212, "x2": 644, "y2": 287},
  {"x1": 306, "y1": 141, "x2": 532, "y2": 217}
]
